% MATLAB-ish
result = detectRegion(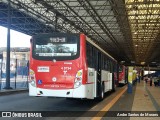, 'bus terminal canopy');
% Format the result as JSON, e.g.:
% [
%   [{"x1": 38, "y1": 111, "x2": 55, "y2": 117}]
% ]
[{"x1": 0, "y1": 0, "x2": 160, "y2": 67}]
